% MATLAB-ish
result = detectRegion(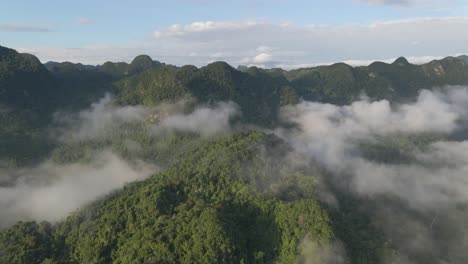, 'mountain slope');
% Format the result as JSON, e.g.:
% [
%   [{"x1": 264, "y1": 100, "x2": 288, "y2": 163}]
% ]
[
  {"x1": 0, "y1": 132, "x2": 333, "y2": 264},
  {"x1": 0, "y1": 46, "x2": 60, "y2": 164},
  {"x1": 457, "y1": 55, "x2": 468, "y2": 64},
  {"x1": 287, "y1": 56, "x2": 468, "y2": 104},
  {"x1": 115, "y1": 56, "x2": 468, "y2": 126},
  {"x1": 44, "y1": 55, "x2": 168, "y2": 111},
  {"x1": 0, "y1": 46, "x2": 58, "y2": 111},
  {"x1": 2, "y1": 45, "x2": 468, "y2": 264},
  {"x1": 115, "y1": 62, "x2": 295, "y2": 126}
]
